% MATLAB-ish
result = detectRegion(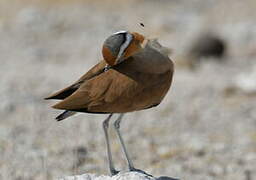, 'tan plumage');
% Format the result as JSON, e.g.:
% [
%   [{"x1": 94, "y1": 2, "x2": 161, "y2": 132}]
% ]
[{"x1": 45, "y1": 39, "x2": 173, "y2": 114}]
